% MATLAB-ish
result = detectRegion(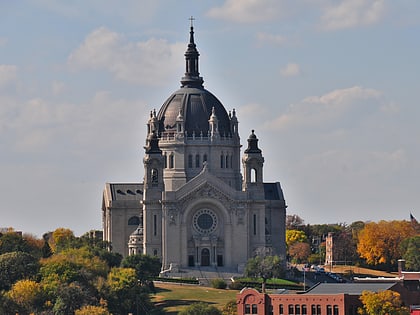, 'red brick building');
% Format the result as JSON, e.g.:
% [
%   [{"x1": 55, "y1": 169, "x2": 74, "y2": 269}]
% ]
[{"x1": 237, "y1": 282, "x2": 419, "y2": 315}]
